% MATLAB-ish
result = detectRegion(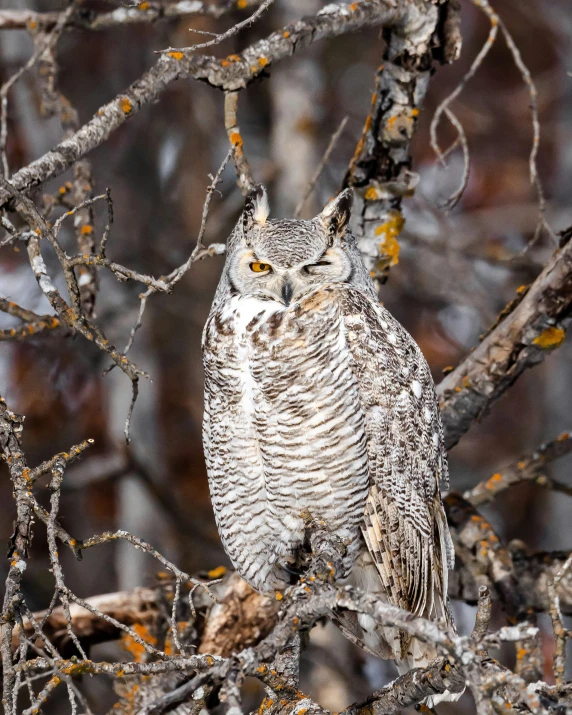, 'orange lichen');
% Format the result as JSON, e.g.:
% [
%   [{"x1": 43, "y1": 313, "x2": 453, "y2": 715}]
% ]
[
  {"x1": 516, "y1": 284, "x2": 528, "y2": 295},
  {"x1": 230, "y1": 132, "x2": 243, "y2": 147},
  {"x1": 80, "y1": 225, "x2": 93, "y2": 235},
  {"x1": 168, "y1": 51, "x2": 184, "y2": 61},
  {"x1": 283, "y1": 31, "x2": 290, "y2": 38},
  {"x1": 120, "y1": 97, "x2": 133, "y2": 114},
  {"x1": 411, "y1": 108, "x2": 419, "y2": 117},
  {"x1": 121, "y1": 623, "x2": 157, "y2": 662},
  {"x1": 207, "y1": 565, "x2": 227, "y2": 579},
  {"x1": 258, "y1": 697, "x2": 275, "y2": 714},
  {"x1": 138, "y1": 1, "x2": 150, "y2": 9},
  {"x1": 364, "y1": 187, "x2": 378, "y2": 201},
  {"x1": 237, "y1": 0, "x2": 248, "y2": 8},
  {"x1": 533, "y1": 326, "x2": 566, "y2": 350},
  {"x1": 557, "y1": 431, "x2": 570, "y2": 441},
  {"x1": 375, "y1": 210, "x2": 404, "y2": 267},
  {"x1": 485, "y1": 473, "x2": 503, "y2": 489},
  {"x1": 275, "y1": 591, "x2": 283, "y2": 600},
  {"x1": 386, "y1": 114, "x2": 397, "y2": 130},
  {"x1": 258, "y1": 57, "x2": 268, "y2": 67},
  {"x1": 349, "y1": 2, "x2": 359, "y2": 9}
]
